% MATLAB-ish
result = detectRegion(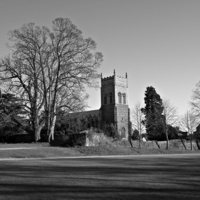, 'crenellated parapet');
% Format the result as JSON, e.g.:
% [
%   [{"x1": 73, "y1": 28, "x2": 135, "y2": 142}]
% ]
[
  {"x1": 101, "y1": 75, "x2": 114, "y2": 81},
  {"x1": 101, "y1": 75, "x2": 114, "y2": 87},
  {"x1": 101, "y1": 70, "x2": 128, "y2": 87}
]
